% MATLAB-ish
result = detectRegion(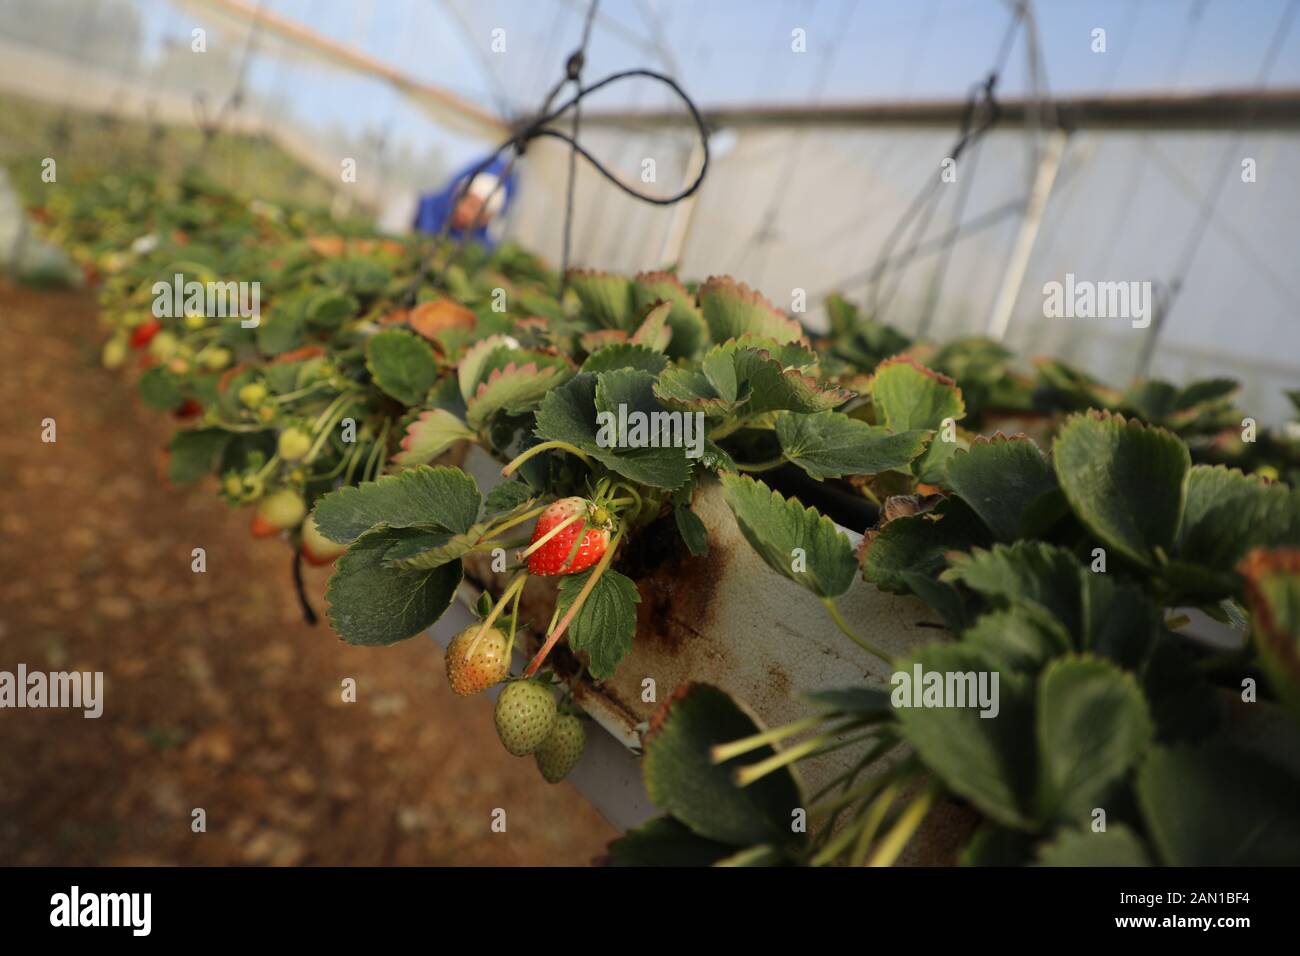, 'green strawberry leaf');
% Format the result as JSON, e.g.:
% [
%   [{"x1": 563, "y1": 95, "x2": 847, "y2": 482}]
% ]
[
  {"x1": 391, "y1": 408, "x2": 475, "y2": 468},
  {"x1": 482, "y1": 477, "x2": 535, "y2": 517},
  {"x1": 1036, "y1": 825, "x2": 1152, "y2": 866},
  {"x1": 943, "y1": 542, "x2": 1086, "y2": 641},
  {"x1": 535, "y1": 372, "x2": 692, "y2": 490},
  {"x1": 633, "y1": 271, "x2": 709, "y2": 358},
  {"x1": 729, "y1": 345, "x2": 853, "y2": 414},
  {"x1": 1052, "y1": 412, "x2": 1190, "y2": 567},
  {"x1": 719, "y1": 473, "x2": 857, "y2": 598},
  {"x1": 568, "y1": 269, "x2": 635, "y2": 331},
  {"x1": 775, "y1": 410, "x2": 929, "y2": 480},
  {"x1": 1175, "y1": 465, "x2": 1300, "y2": 572},
  {"x1": 382, "y1": 525, "x2": 486, "y2": 571},
  {"x1": 653, "y1": 365, "x2": 749, "y2": 416},
  {"x1": 556, "y1": 568, "x2": 640, "y2": 679},
  {"x1": 698, "y1": 275, "x2": 805, "y2": 344},
  {"x1": 958, "y1": 824, "x2": 1035, "y2": 866},
  {"x1": 138, "y1": 365, "x2": 183, "y2": 409},
  {"x1": 630, "y1": 301, "x2": 674, "y2": 352},
  {"x1": 961, "y1": 606, "x2": 1071, "y2": 673},
  {"x1": 166, "y1": 428, "x2": 231, "y2": 484},
  {"x1": 466, "y1": 361, "x2": 569, "y2": 430},
  {"x1": 606, "y1": 816, "x2": 736, "y2": 866},
  {"x1": 861, "y1": 497, "x2": 988, "y2": 593},
  {"x1": 674, "y1": 500, "x2": 710, "y2": 557},
  {"x1": 581, "y1": 343, "x2": 669, "y2": 375},
  {"x1": 1137, "y1": 741, "x2": 1300, "y2": 865},
  {"x1": 256, "y1": 304, "x2": 305, "y2": 355},
  {"x1": 325, "y1": 528, "x2": 463, "y2": 645},
  {"x1": 870, "y1": 356, "x2": 965, "y2": 432},
  {"x1": 457, "y1": 334, "x2": 515, "y2": 403},
  {"x1": 643, "y1": 684, "x2": 805, "y2": 847},
  {"x1": 304, "y1": 288, "x2": 358, "y2": 329},
  {"x1": 365, "y1": 328, "x2": 439, "y2": 406},
  {"x1": 945, "y1": 435, "x2": 1057, "y2": 542},
  {"x1": 893, "y1": 643, "x2": 1037, "y2": 829},
  {"x1": 1036, "y1": 656, "x2": 1153, "y2": 825},
  {"x1": 312, "y1": 465, "x2": 480, "y2": 544}
]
